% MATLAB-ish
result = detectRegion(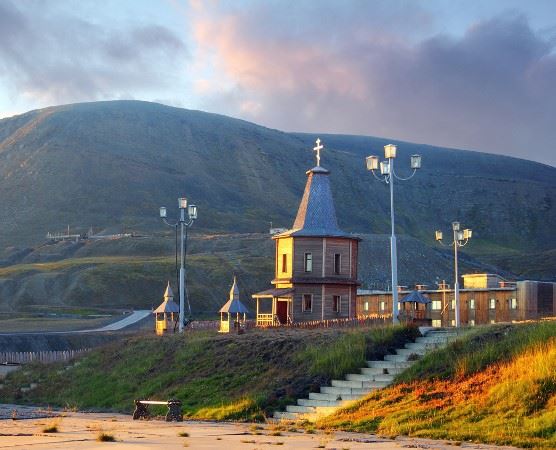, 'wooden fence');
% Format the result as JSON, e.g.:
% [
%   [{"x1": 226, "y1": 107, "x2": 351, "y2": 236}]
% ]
[
  {"x1": 256, "y1": 316, "x2": 391, "y2": 329},
  {"x1": 0, "y1": 349, "x2": 90, "y2": 364}
]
